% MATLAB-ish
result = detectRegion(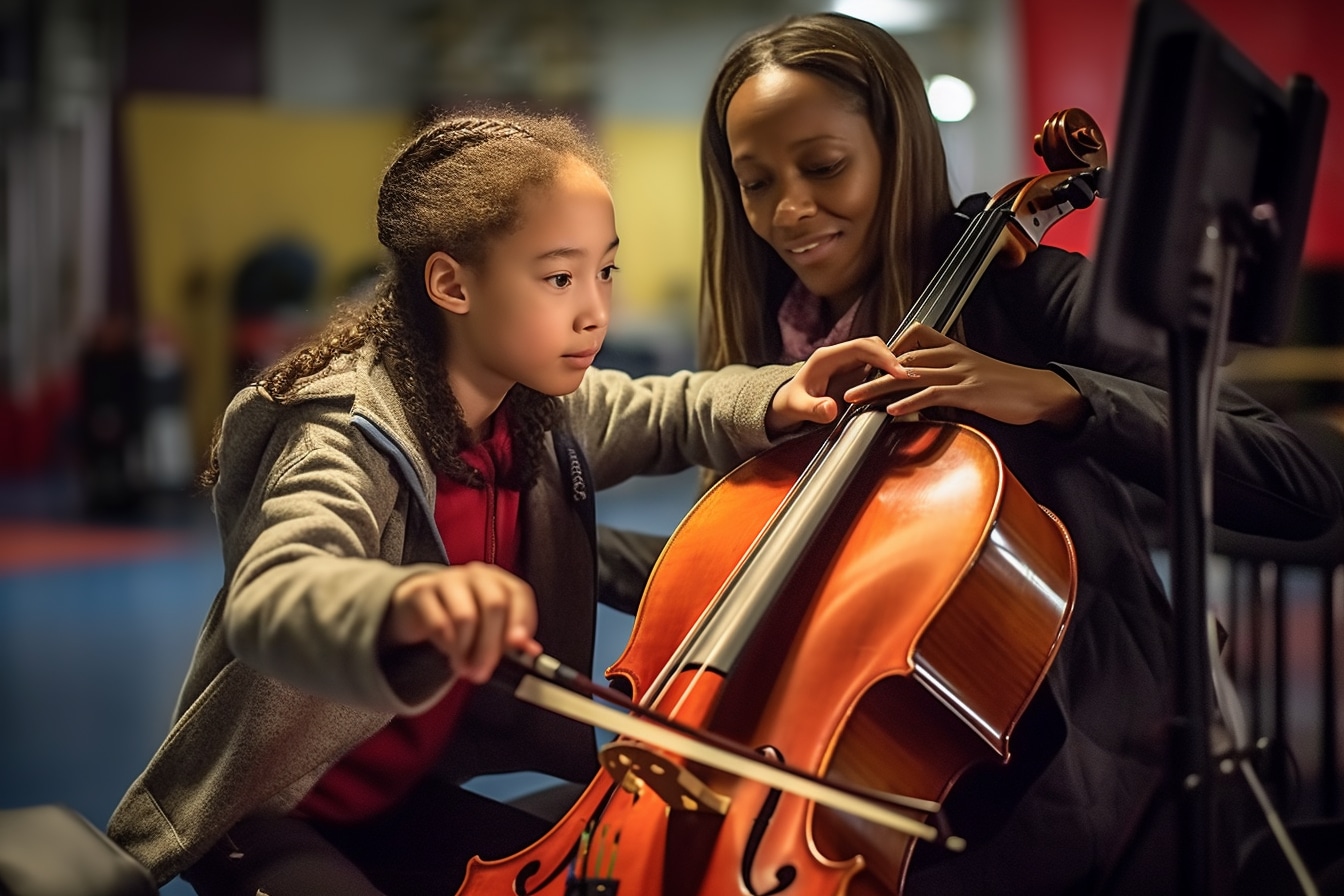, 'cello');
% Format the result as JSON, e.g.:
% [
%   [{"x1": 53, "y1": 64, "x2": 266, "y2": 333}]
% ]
[{"x1": 460, "y1": 108, "x2": 1108, "y2": 896}]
